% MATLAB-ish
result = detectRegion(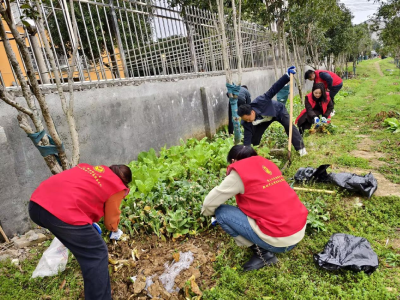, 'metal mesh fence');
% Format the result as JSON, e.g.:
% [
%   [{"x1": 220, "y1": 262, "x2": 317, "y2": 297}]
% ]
[{"x1": 1, "y1": 0, "x2": 275, "y2": 87}]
